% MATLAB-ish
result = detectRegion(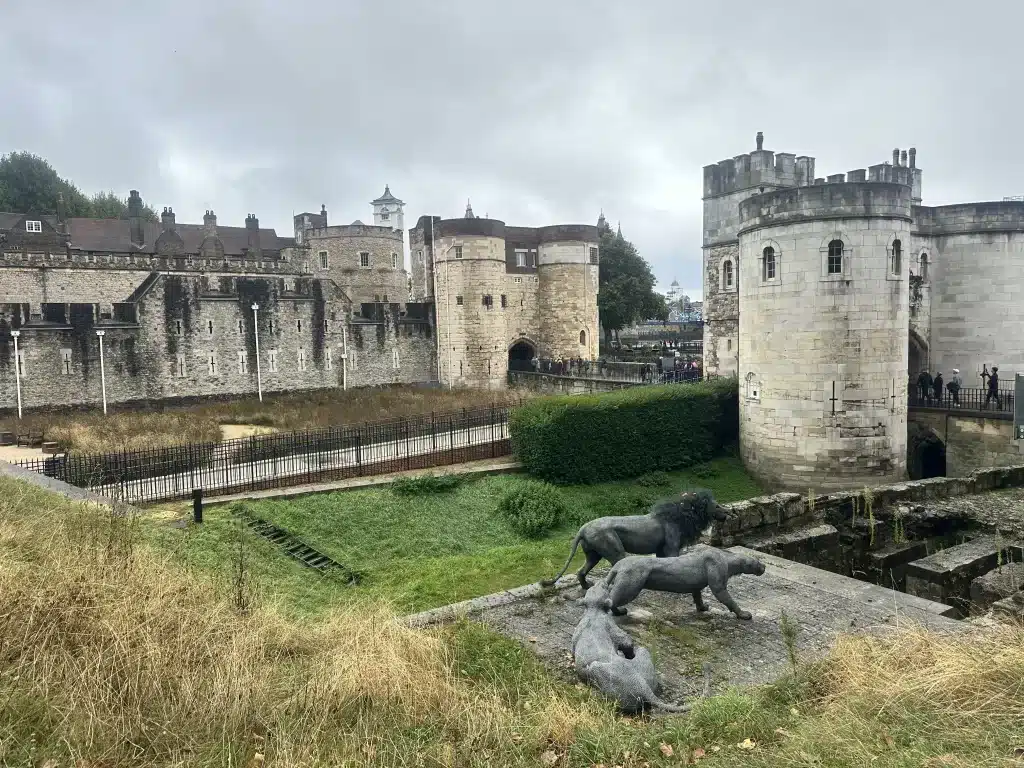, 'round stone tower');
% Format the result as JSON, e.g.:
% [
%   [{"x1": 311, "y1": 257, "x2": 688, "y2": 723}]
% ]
[
  {"x1": 536, "y1": 225, "x2": 600, "y2": 359},
  {"x1": 737, "y1": 181, "x2": 913, "y2": 491},
  {"x1": 433, "y1": 217, "x2": 508, "y2": 389}
]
